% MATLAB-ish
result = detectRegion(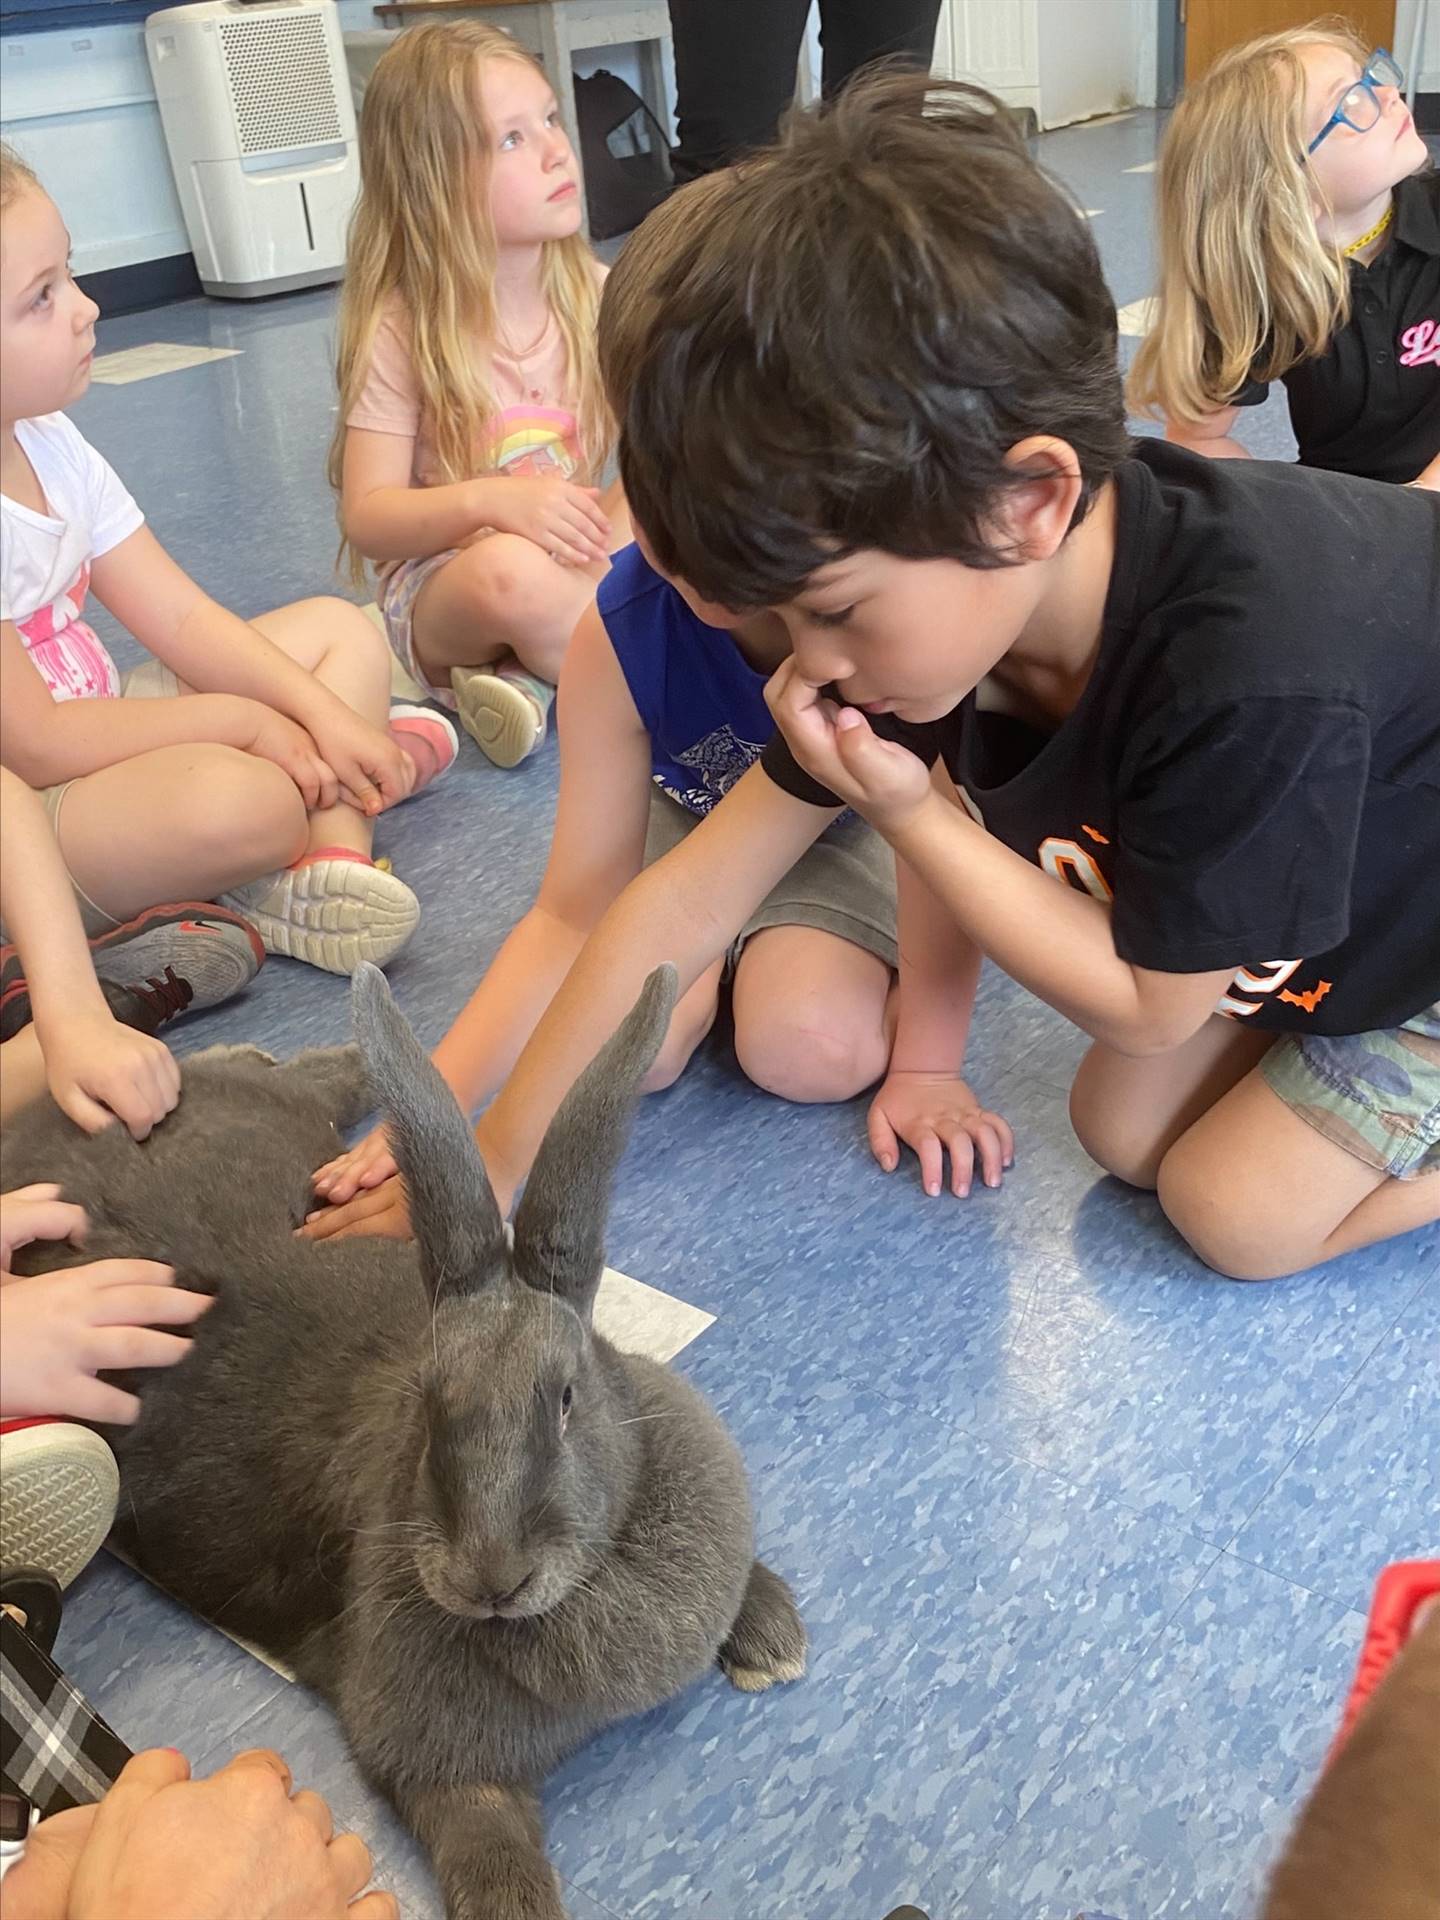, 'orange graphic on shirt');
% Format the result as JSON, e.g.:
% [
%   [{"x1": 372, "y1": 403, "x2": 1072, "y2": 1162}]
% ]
[
  {"x1": 1278, "y1": 979, "x2": 1333, "y2": 1014},
  {"x1": 1081, "y1": 824, "x2": 1110, "y2": 844}
]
